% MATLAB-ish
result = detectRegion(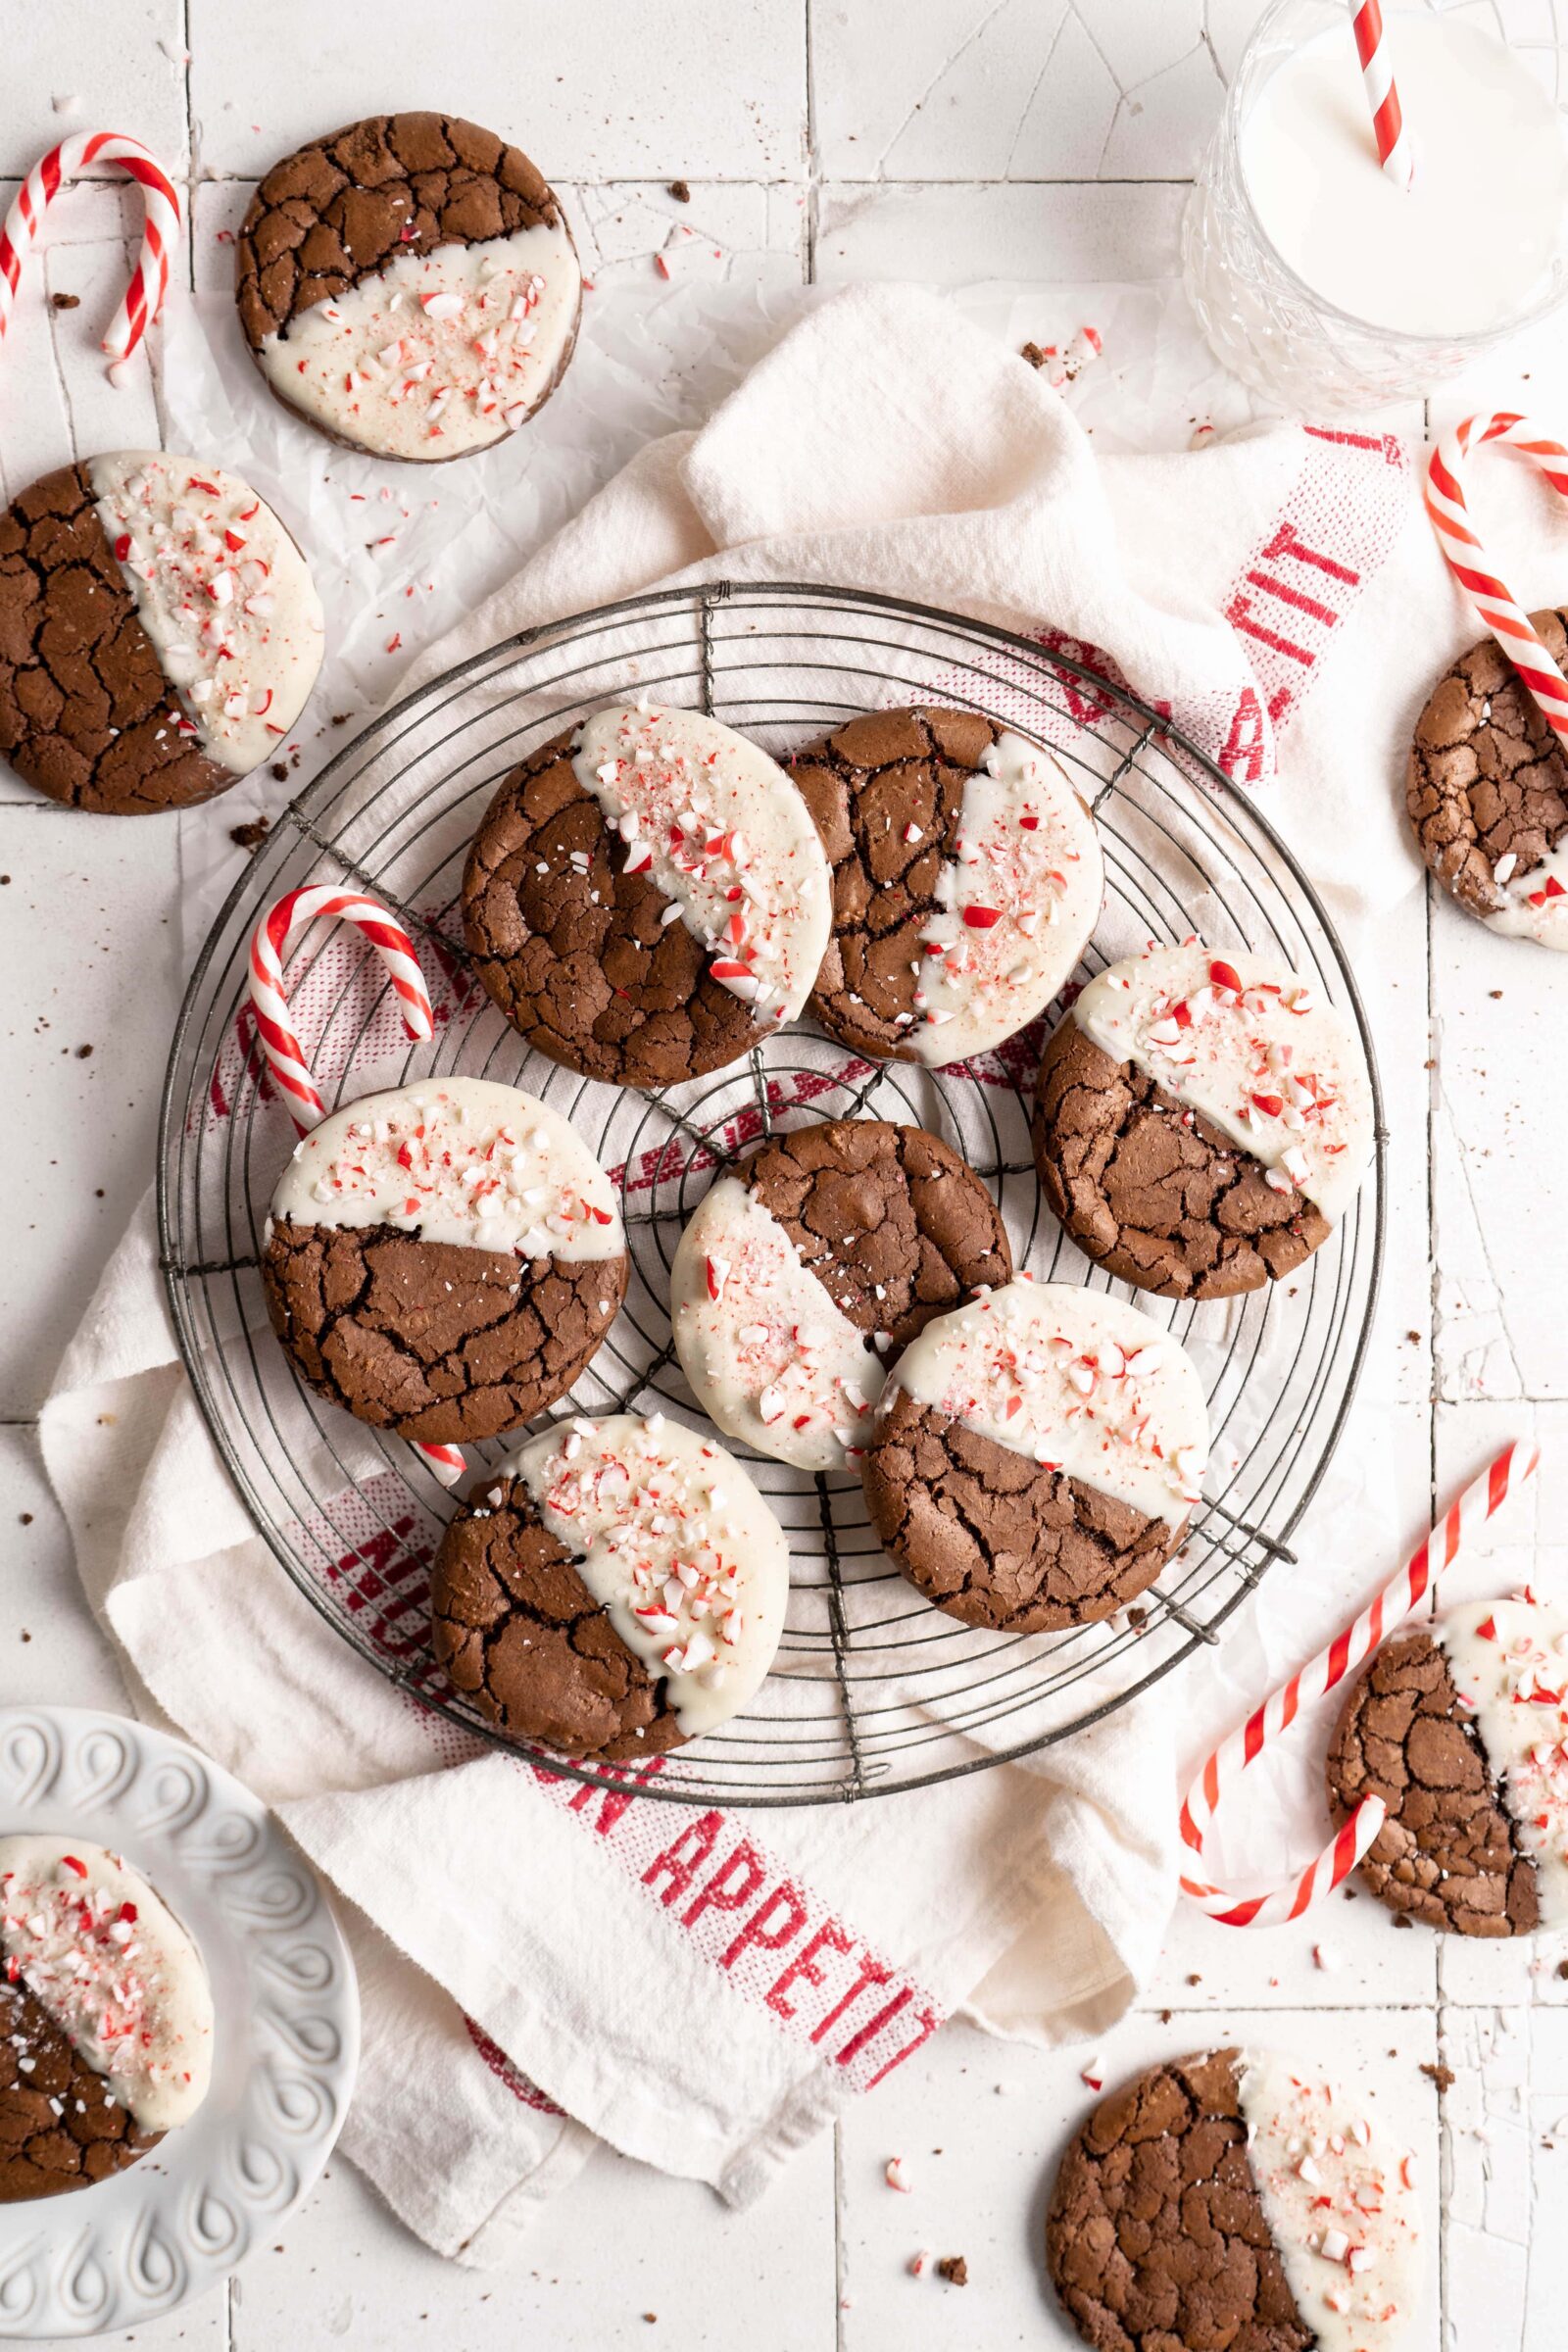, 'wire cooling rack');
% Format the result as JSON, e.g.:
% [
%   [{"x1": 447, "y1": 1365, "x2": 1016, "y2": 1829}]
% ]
[{"x1": 159, "y1": 581, "x2": 1385, "y2": 1808}]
